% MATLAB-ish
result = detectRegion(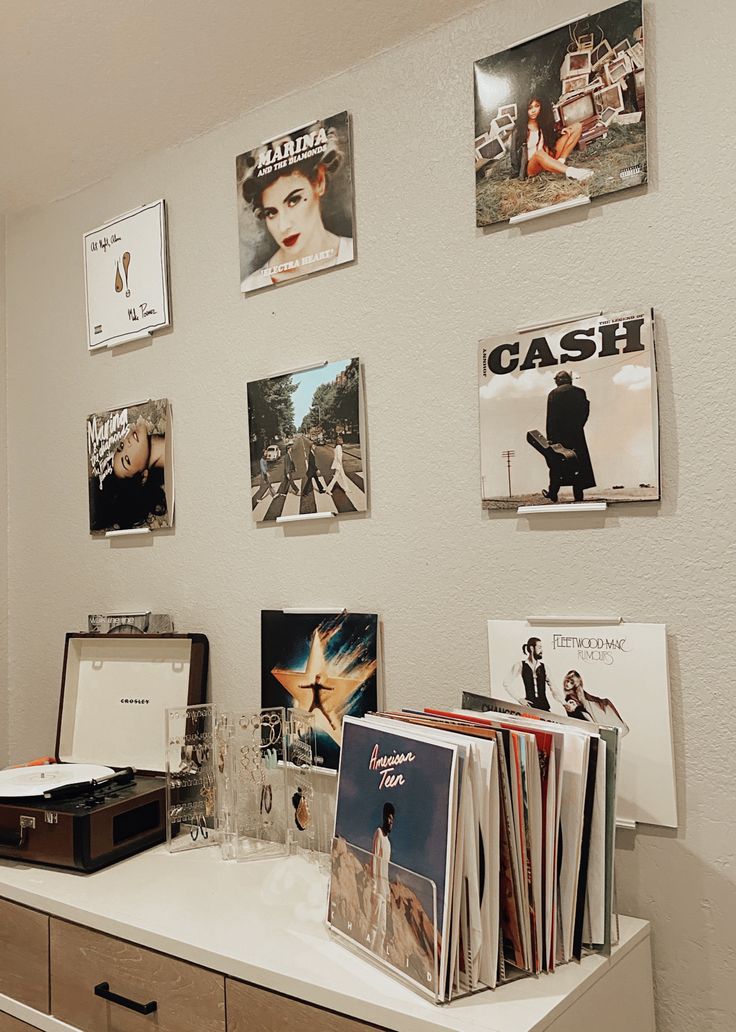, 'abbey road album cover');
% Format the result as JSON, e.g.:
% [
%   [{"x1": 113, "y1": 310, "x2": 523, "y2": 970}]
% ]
[
  {"x1": 83, "y1": 200, "x2": 171, "y2": 349},
  {"x1": 328, "y1": 716, "x2": 458, "y2": 997},
  {"x1": 478, "y1": 307, "x2": 659, "y2": 508},
  {"x1": 474, "y1": 1, "x2": 646, "y2": 225},
  {"x1": 236, "y1": 111, "x2": 355, "y2": 294},
  {"x1": 487, "y1": 620, "x2": 677, "y2": 827},
  {"x1": 261, "y1": 610, "x2": 379, "y2": 771},
  {"x1": 86, "y1": 398, "x2": 173, "y2": 533},
  {"x1": 246, "y1": 357, "x2": 367, "y2": 523}
]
